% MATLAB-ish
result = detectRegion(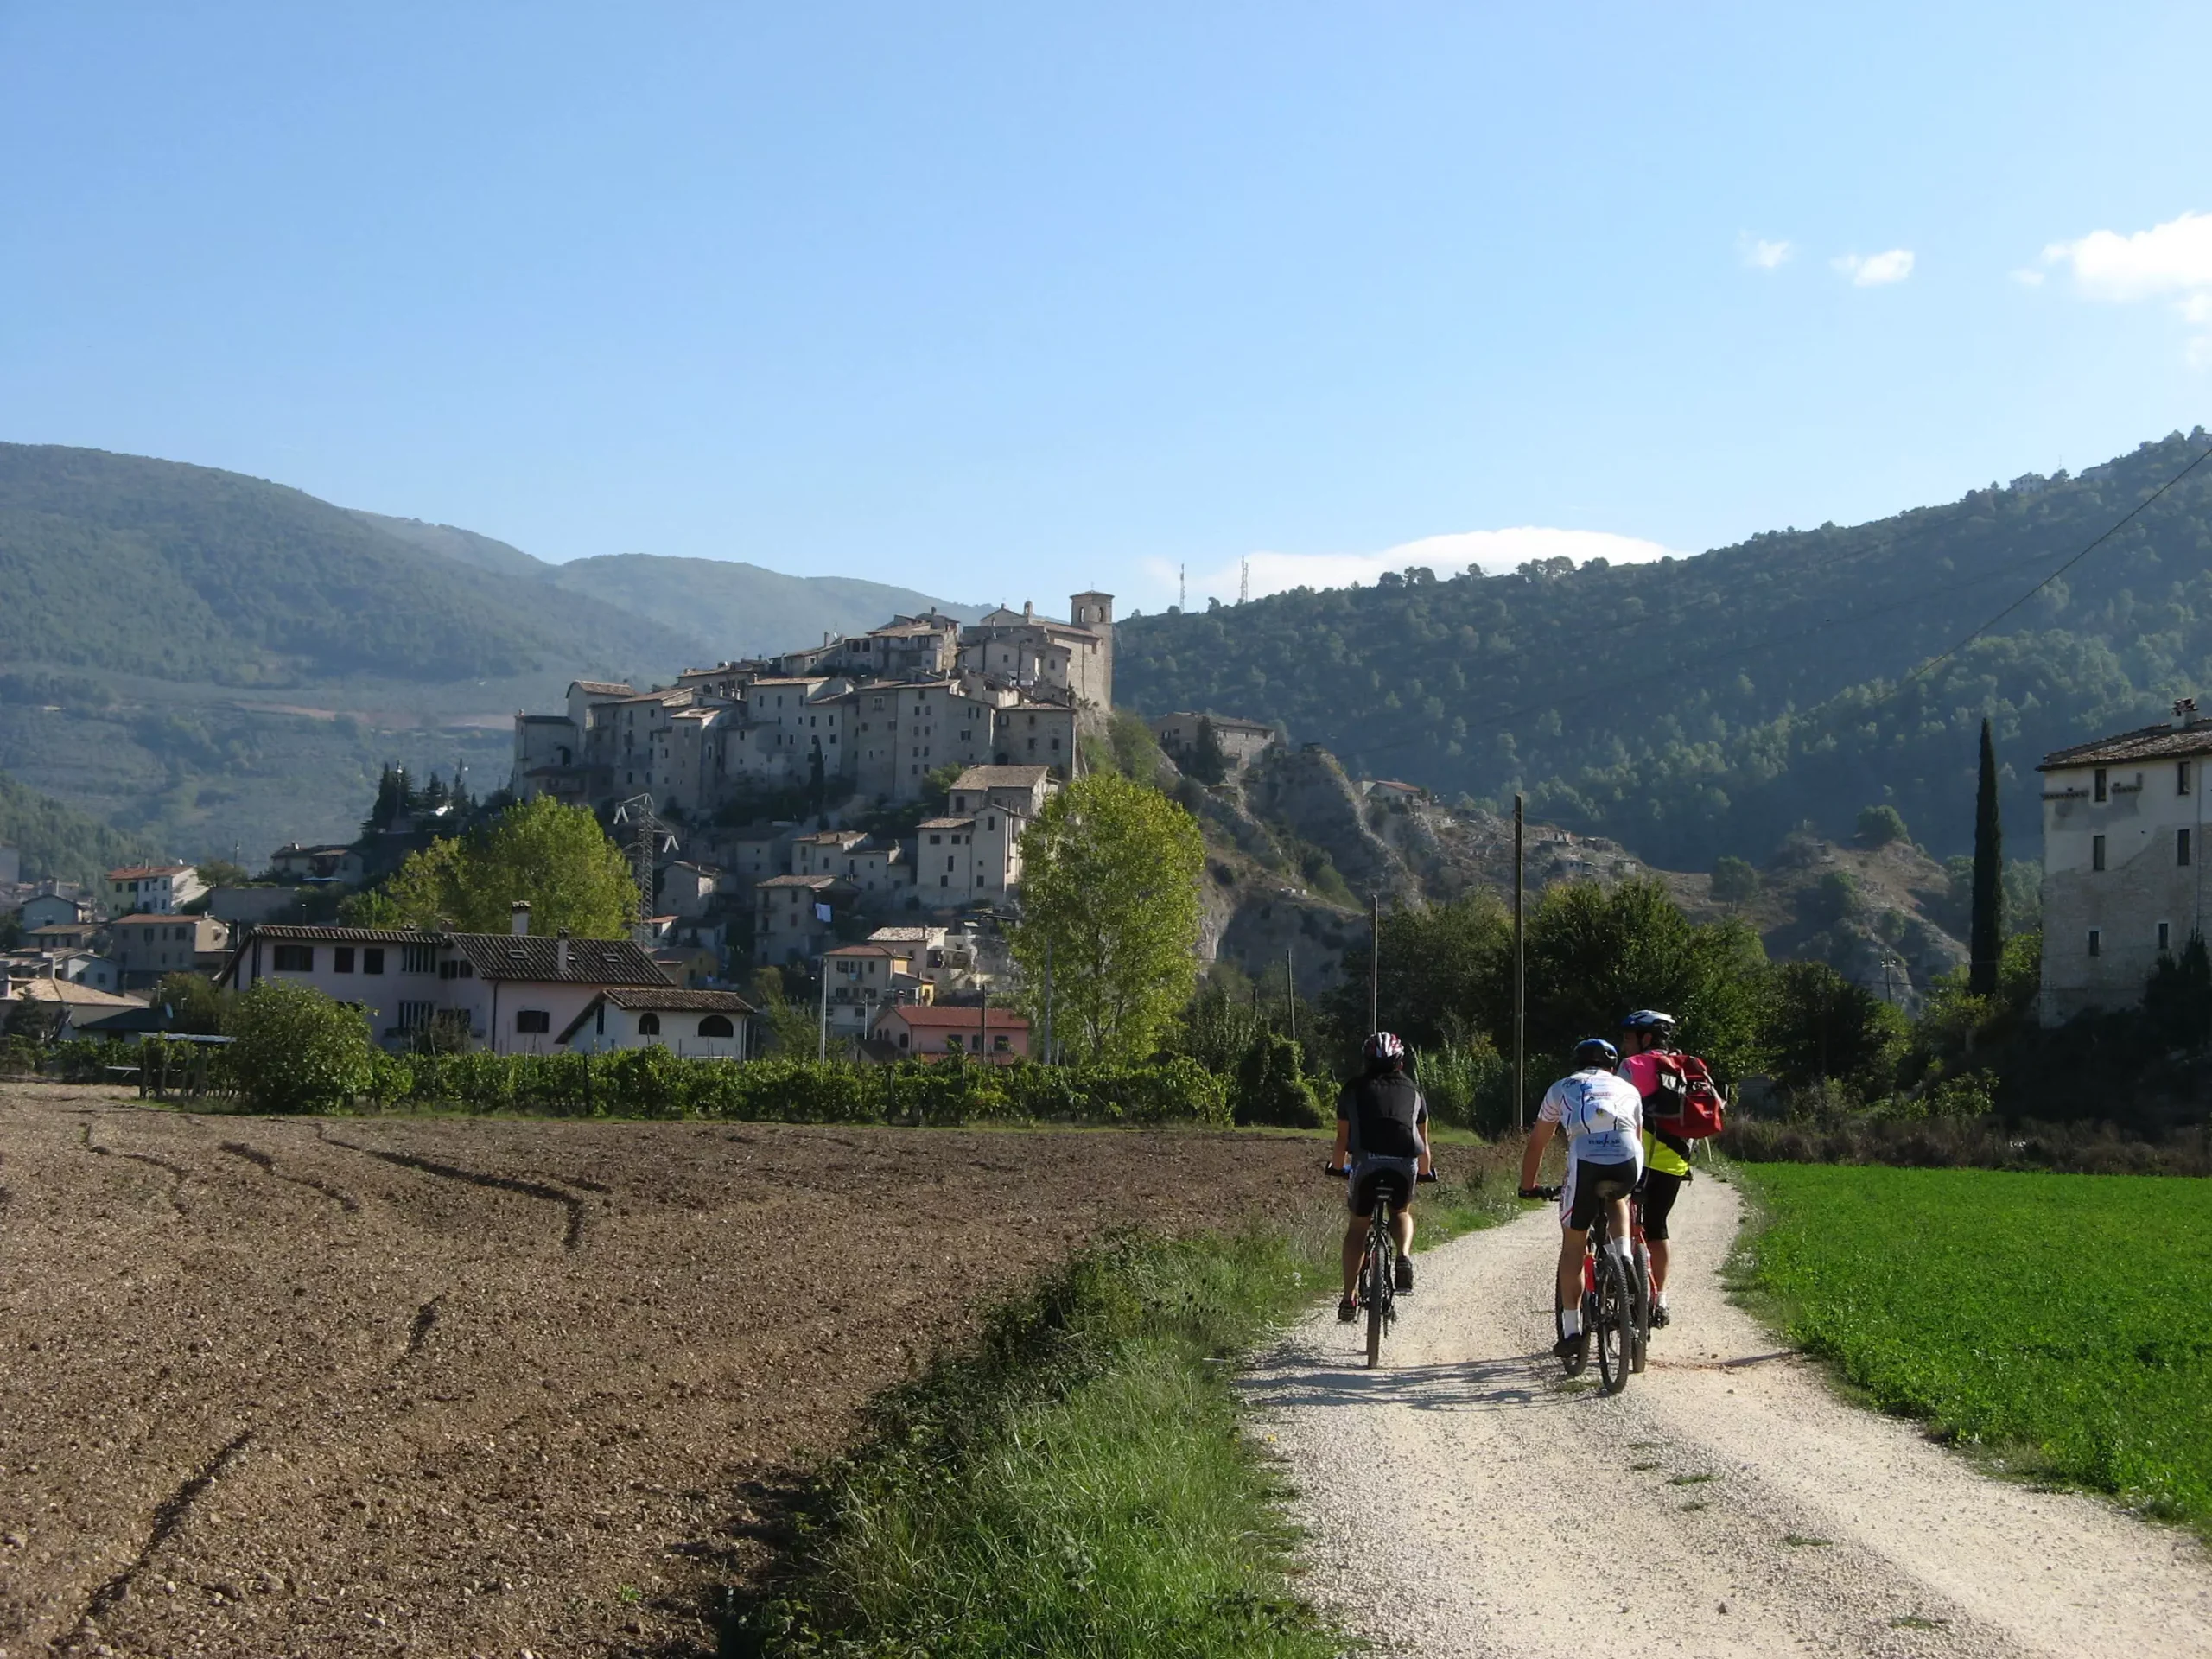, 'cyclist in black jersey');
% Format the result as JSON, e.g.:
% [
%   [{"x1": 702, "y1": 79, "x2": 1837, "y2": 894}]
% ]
[{"x1": 1326, "y1": 1032, "x2": 1433, "y2": 1322}]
